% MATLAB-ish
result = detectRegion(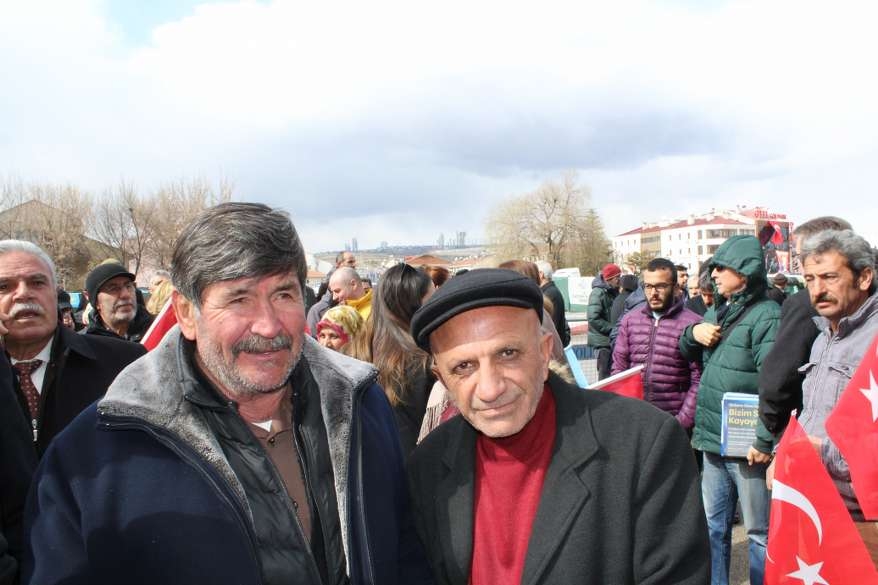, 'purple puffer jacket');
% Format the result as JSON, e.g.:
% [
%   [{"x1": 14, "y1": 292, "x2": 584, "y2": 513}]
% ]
[{"x1": 611, "y1": 300, "x2": 703, "y2": 429}]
